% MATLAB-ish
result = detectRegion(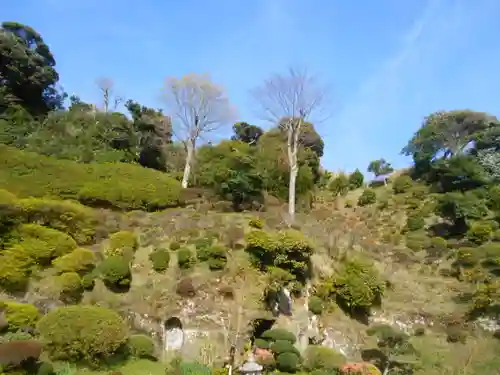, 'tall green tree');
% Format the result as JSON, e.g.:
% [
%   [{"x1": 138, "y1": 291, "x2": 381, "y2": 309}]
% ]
[
  {"x1": 368, "y1": 158, "x2": 394, "y2": 177},
  {"x1": 0, "y1": 22, "x2": 64, "y2": 115},
  {"x1": 231, "y1": 122, "x2": 263, "y2": 145}
]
